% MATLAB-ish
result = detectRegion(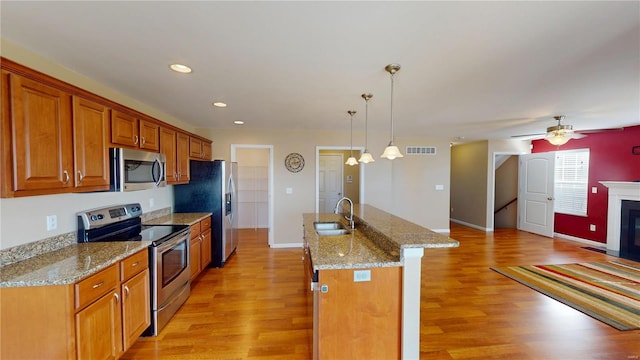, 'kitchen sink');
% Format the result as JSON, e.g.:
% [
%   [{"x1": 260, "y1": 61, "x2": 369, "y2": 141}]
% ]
[{"x1": 313, "y1": 222, "x2": 351, "y2": 236}]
